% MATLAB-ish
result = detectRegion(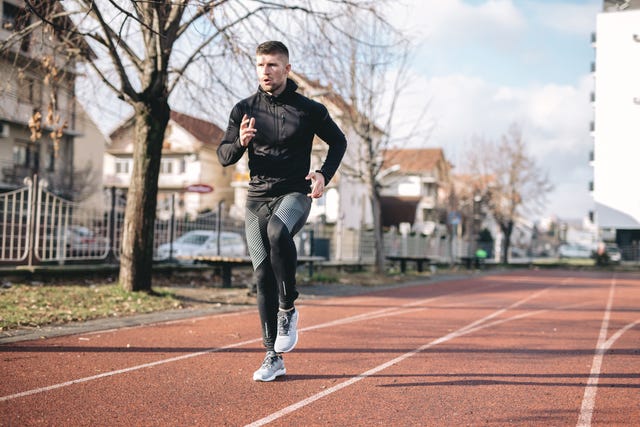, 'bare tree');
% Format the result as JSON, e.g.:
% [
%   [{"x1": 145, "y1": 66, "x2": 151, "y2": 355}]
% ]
[
  {"x1": 465, "y1": 124, "x2": 553, "y2": 264},
  {"x1": 305, "y1": 7, "x2": 421, "y2": 273},
  {"x1": 2, "y1": 0, "x2": 390, "y2": 291}
]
